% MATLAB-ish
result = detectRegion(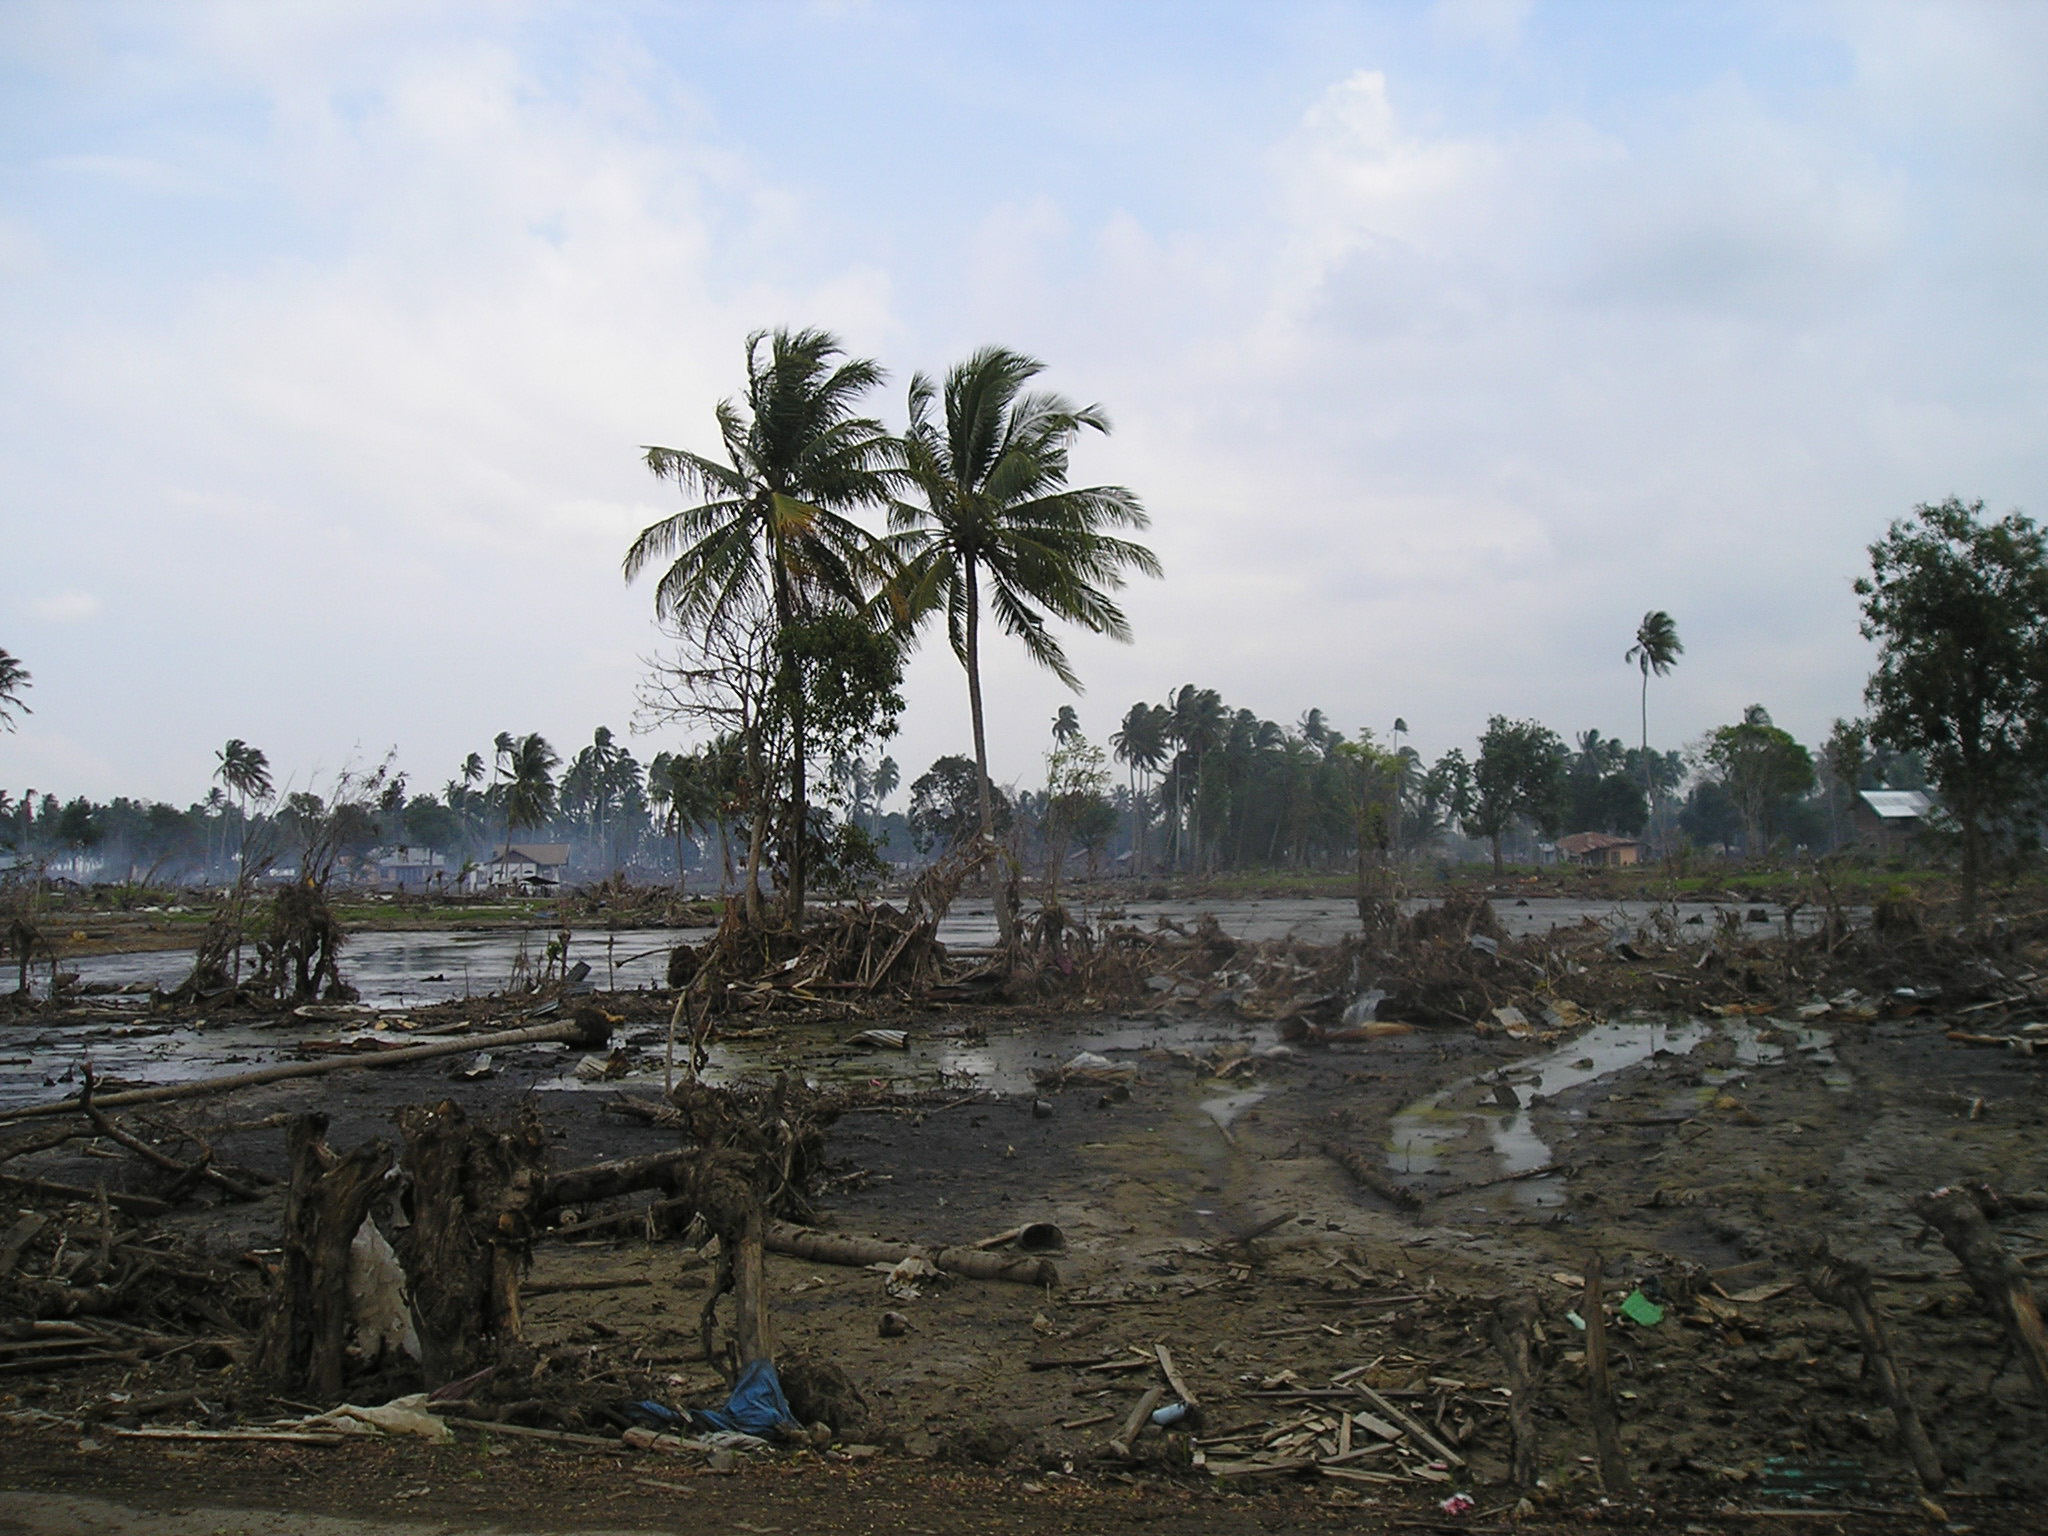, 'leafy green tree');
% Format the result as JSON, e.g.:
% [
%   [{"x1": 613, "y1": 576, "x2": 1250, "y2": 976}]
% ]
[
  {"x1": 909, "y1": 755, "x2": 1009, "y2": 855},
  {"x1": 1041, "y1": 733, "x2": 1111, "y2": 896},
  {"x1": 1702, "y1": 705, "x2": 1814, "y2": 856},
  {"x1": 1857, "y1": 497, "x2": 2048, "y2": 915},
  {"x1": 886, "y1": 346, "x2": 1158, "y2": 882},
  {"x1": 1465, "y1": 717, "x2": 1567, "y2": 872},
  {"x1": 627, "y1": 327, "x2": 896, "y2": 927},
  {"x1": 0, "y1": 648, "x2": 30, "y2": 730}
]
